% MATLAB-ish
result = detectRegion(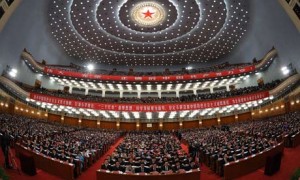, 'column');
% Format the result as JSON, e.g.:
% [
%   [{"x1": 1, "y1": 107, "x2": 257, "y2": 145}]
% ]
[
  {"x1": 193, "y1": 89, "x2": 197, "y2": 95},
  {"x1": 226, "y1": 85, "x2": 230, "y2": 92},
  {"x1": 179, "y1": 121, "x2": 183, "y2": 129},
  {"x1": 138, "y1": 91, "x2": 141, "y2": 99},
  {"x1": 217, "y1": 117, "x2": 221, "y2": 125},
  {"x1": 61, "y1": 115, "x2": 64, "y2": 124},
  {"x1": 102, "y1": 90, "x2": 106, "y2": 97},
  {"x1": 235, "y1": 114, "x2": 238, "y2": 122},
  {"x1": 136, "y1": 120, "x2": 140, "y2": 131},
  {"x1": 85, "y1": 88, "x2": 89, "y2": 95},
  {"x1": 116, "y1": 120, "x2": 120, "y2": 130},
  {"x1": 159, "y1": 121, "x2": 163, "y2": 130},
  {"x1": 158, "y1": 91, "x2": 162, "y2": 98},
  {"x1": 210, "y1": 87, "x2": 214, "y2": 93},
  {"x1": 176, "y1": 91, "x2": 180, "y2": 98},
  {"x1": 78, "y1": 118, "x2": 82, "y2": 127},
  {"x1": 69, "y1": 86, "x2": 73, "y2": 94},
  {"x1": 120, "y1": 91, "x2": 123, "y2": 98},
  {"x1": 97, "y1": 120, "x2": 101, "y2": 128}
]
